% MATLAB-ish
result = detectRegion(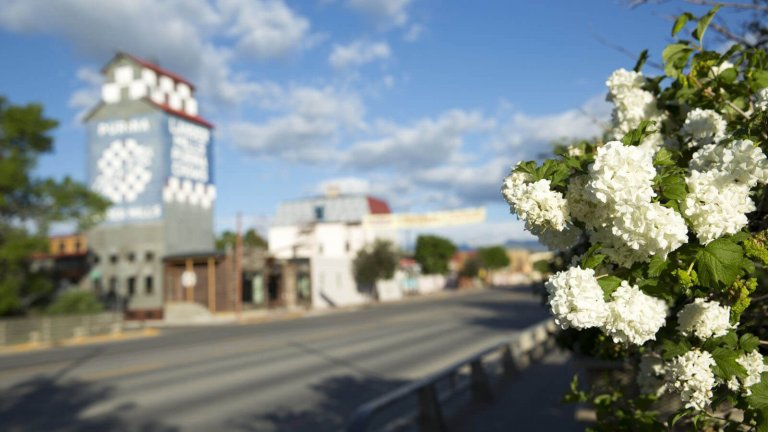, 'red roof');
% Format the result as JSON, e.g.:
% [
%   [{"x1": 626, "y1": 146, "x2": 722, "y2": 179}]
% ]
[
  {"x1": 144, "y1": 98, "x2": 214, "y2": 129},
  {"x1": 367, "y1": 197, "x2": 391, "y2": 214},
  {"x1": 103, "y1": 52, "x2": 196, "y2": 90}
]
